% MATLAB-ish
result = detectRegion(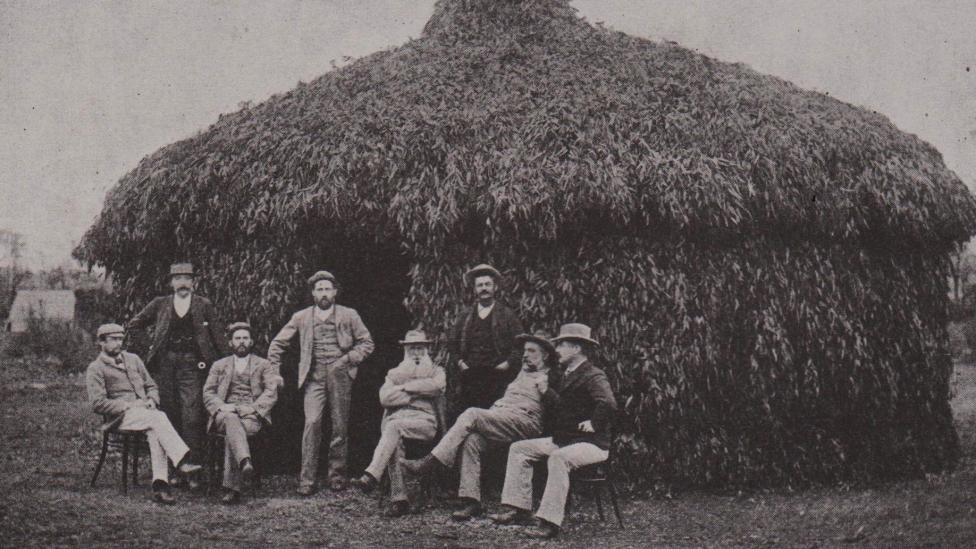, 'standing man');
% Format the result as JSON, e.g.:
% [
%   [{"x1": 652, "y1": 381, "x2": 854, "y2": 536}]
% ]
[
  {"x1": 268, "y1": 270, "x2": 374, "y2": 495},
  {"x1": 447, "y1": 264, "x2": 523, "y2": 413},
  {"x1": 488, "y1": 323, "x2": 617, "y2": 540},
  {"x1": 127, "y1": 262, "x2": 227, "y2": 485},
  {"x1": 401, "y1": 330, "x2": 558, "y2": 521},
  {"x1": 86, "y1": 323, "x2": 202, "y2": 504},
  {"x1": 203, "y1": 322, "x2": 281, "y2": 504}
]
